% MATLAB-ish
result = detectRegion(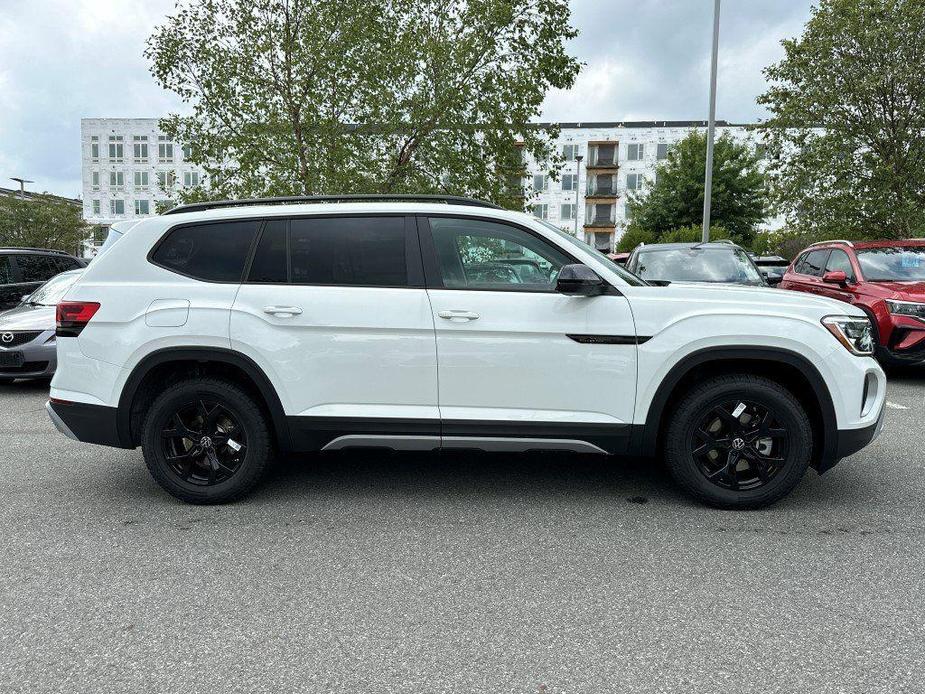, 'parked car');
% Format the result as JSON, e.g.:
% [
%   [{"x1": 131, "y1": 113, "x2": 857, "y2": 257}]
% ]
[
  {"x1": 0, "y1": 248, "x2": 85, "y2": 311},
  {"x1": 0, "y1": 269, "x2": 83, "y2": 382},
  {"x1": 750, "y1": 254, "x2": 789, "y2": 286},
  {"x1": 625, "y1": 242, "x2": 768, "y2": 286},
  {"x1": 780, "y1": 239, "x2": 925, "y2": 366},
  {"x1": 47, "y1": 195, "x2": 885, "y2": 509}
]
